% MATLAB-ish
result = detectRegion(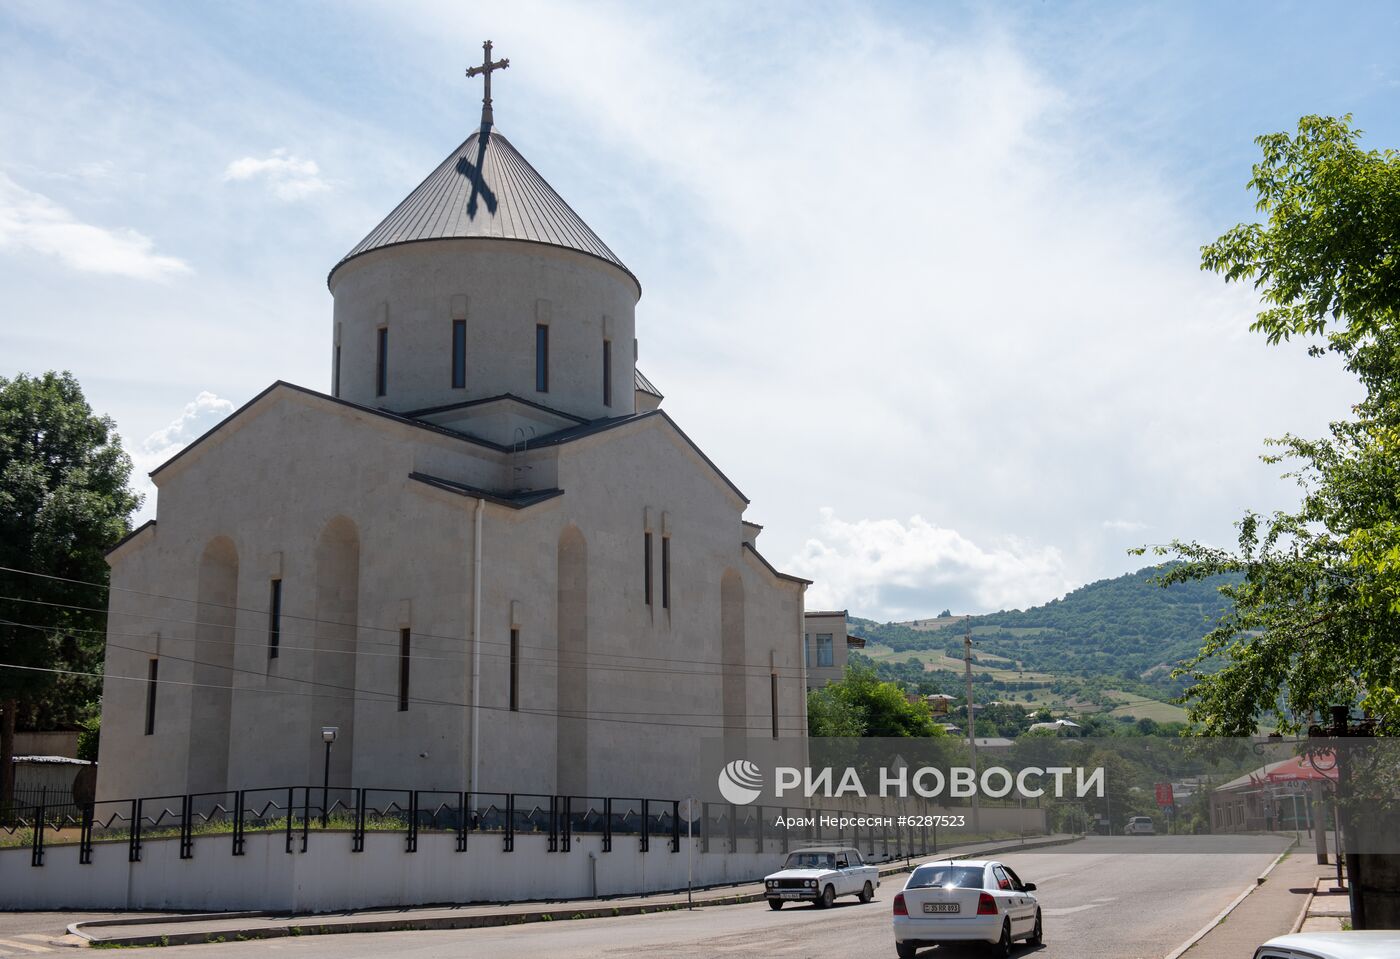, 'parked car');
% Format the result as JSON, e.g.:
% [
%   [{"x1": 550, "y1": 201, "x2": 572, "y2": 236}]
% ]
[
  {"x1": 1253, "y1": 931, "x2": 1400, "y2": 959},
  {"x1": 763, "y1": 846, "x2": 880, "y2": 909},
  {"x1": 1124, "y1": 816, "x2": 1156, "y2": 835},
  {"x1": 892, "y1": 859, "x2": 1041, "y2": 959}
]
